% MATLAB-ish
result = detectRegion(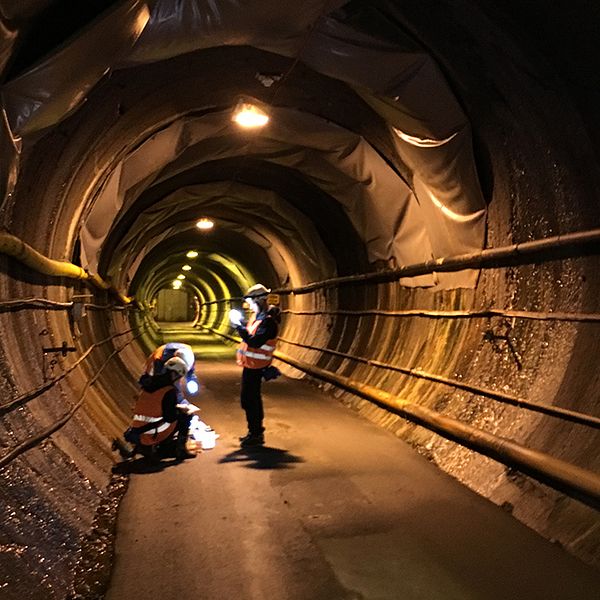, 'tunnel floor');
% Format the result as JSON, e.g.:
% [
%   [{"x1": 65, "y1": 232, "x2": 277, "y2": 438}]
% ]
[{"x1": 106, "y1": 331, "x2": 600, "y2": 600}]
